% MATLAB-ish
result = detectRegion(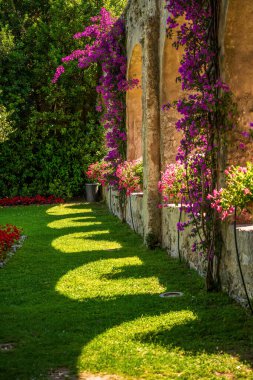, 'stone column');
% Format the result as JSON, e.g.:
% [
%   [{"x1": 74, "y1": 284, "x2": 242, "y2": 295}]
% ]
[
  {"x1": 142, "y1": 0, "x2": 161, "y2": 244},
  {"x1": 220, "y1": 0, "x2": 253, "y2": 166}
]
